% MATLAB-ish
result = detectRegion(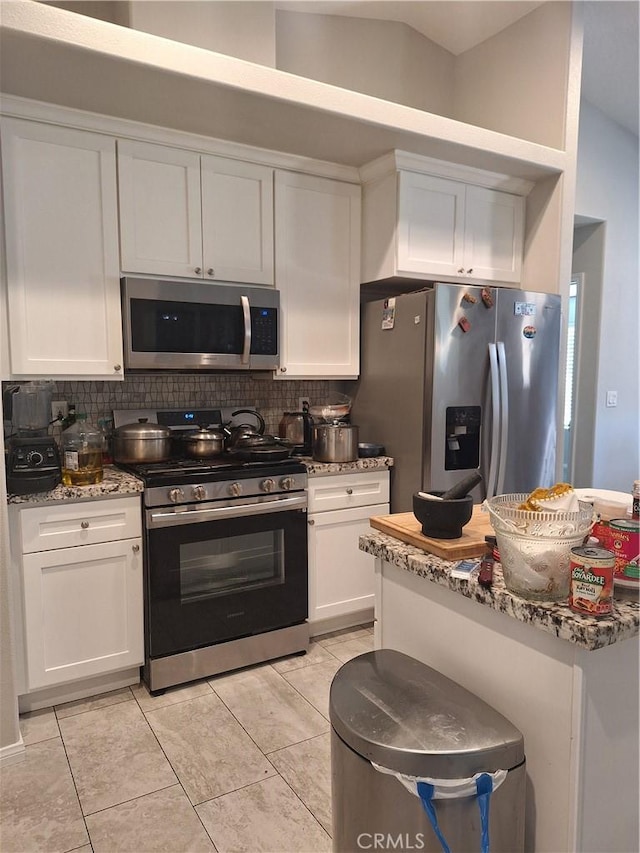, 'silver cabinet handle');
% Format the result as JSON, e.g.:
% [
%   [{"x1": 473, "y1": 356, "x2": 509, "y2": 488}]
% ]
[
  {"x1": 80, "y1": 520, "x2": 89, "y2": 529},
  {"x1": 194, "y1": 267, "x2": 202, "y2": 275},
  {"x1": 458, "y1": 267, "x2": 465, "y2": 274},
  {"x1": 467, "y1": 268, "x2": 474, "y2": 274},
  {"x1": 132, "y1": 543, "x2": 140, "y2": 553},
  {"x1": 207, "y1": 268, "x2": 215, "y2": 276},
  {"x1": 114, "y1": 364, "x2": 122, "y2": 372},
  {"x1": 280, "y1": 366, "x2": 287, "y2": 373},
  {"x1": 346, "y1": 488, "x2": 353, "y2": 495},
  {"x1": 308, "y1": 519, "x2": 315, "y2": 525}
]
